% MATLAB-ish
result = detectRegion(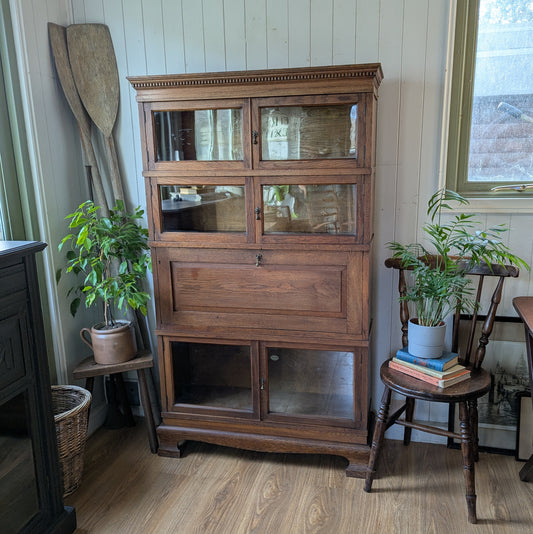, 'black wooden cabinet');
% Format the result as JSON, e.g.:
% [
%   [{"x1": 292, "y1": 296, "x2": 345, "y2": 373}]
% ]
[{"x1": 0, "y1": 241, "x2": 76, "y2": 533}]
